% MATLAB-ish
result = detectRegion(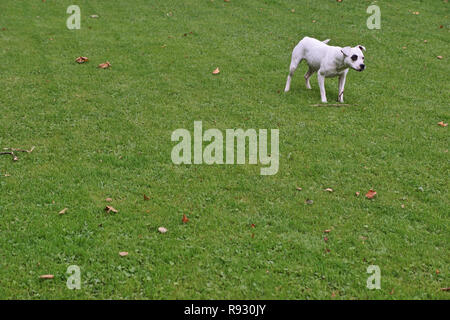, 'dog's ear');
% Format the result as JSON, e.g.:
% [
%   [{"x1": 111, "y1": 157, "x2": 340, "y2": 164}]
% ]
[
  {"x1": 341, "y1": 46, "x2": 352, "y2": 57},
  {"x1": 357, "y1": 45, "x2": 366, "y2": 52}
]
